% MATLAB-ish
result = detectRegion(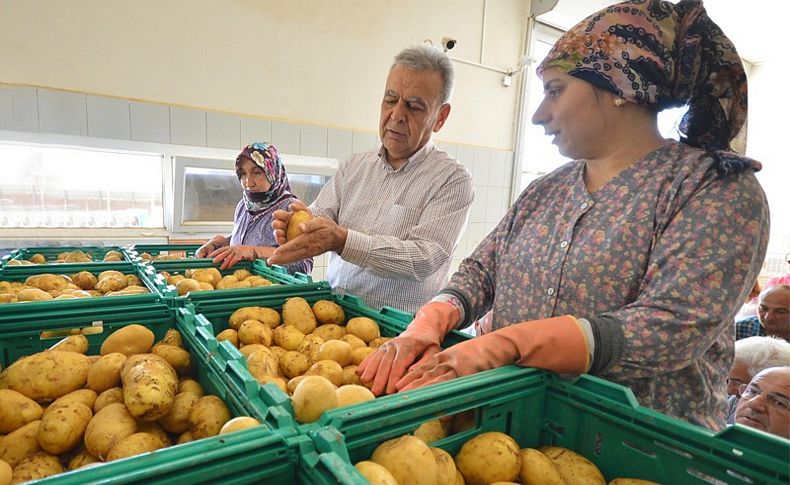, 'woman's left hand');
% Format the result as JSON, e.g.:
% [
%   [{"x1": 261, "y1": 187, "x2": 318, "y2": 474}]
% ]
[{"x1": 209, "y1": 245, "x2": 257, "y2": 270}]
